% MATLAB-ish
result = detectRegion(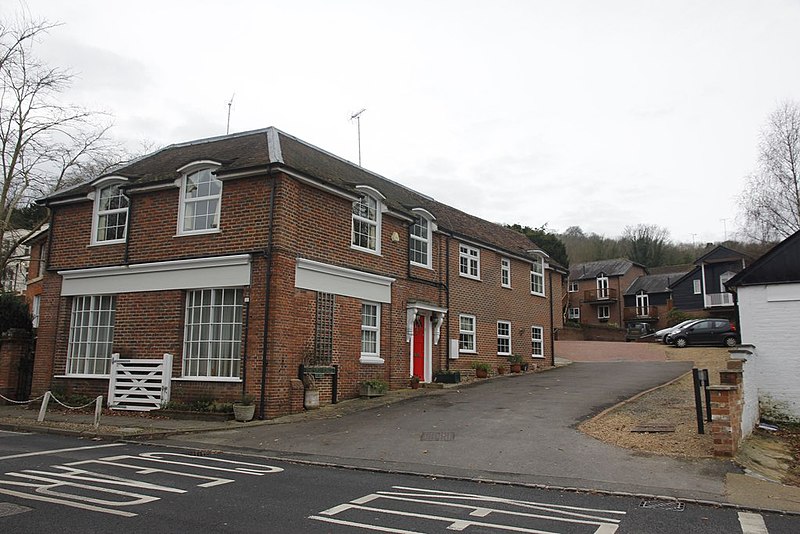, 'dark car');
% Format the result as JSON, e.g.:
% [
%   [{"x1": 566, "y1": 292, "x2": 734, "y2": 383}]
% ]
[
  {"x1": 654, "y1": 319, "x2": 697, "y2": 344},
  {"x1": 625, "y1": 322, "x2": 655, "y2": 342},
  {"x1": 668, "y1": 318, "x2": 739, "y2": 348}
]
